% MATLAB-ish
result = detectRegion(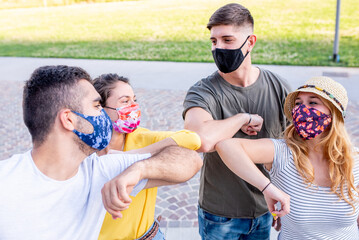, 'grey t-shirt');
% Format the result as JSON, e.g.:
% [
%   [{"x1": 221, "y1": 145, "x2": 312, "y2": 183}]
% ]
[{"x1": 183, "y1": 68, "x2": 291, "y2": 218}]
